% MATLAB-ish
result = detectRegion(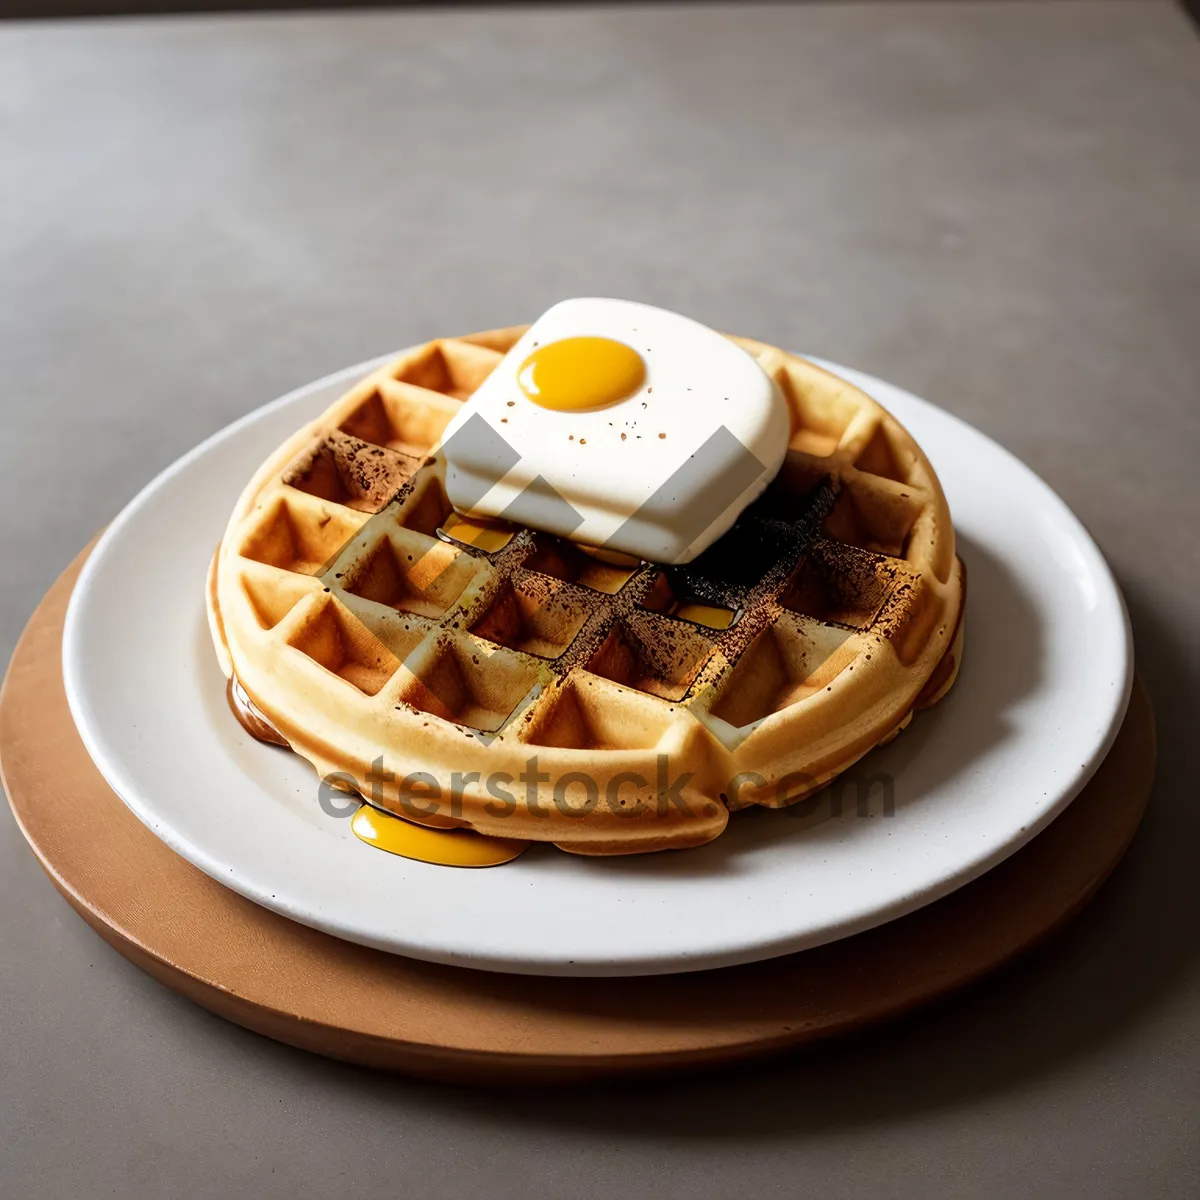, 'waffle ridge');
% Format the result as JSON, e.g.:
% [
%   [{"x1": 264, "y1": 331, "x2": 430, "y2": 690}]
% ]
[{"x1": 209, "y1": 327, "x2": 965, "y2": 855}]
